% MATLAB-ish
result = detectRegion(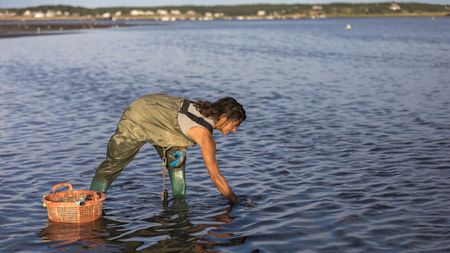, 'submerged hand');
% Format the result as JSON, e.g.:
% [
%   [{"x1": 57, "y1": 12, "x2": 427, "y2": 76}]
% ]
[
  {"x1": 230, "y1": 196, "x2": 255, "y2": 207},
  {"x1": 228, "y1": 194, "x2": 239, "y2": 205}
]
